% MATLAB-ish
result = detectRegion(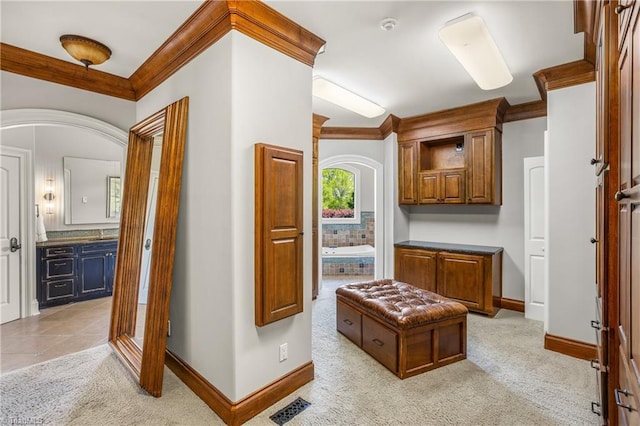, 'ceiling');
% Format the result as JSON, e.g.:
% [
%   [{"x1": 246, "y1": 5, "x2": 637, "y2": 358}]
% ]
[{"x1": 1, "y1": 1, "x2": 584, "y2": 128}]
